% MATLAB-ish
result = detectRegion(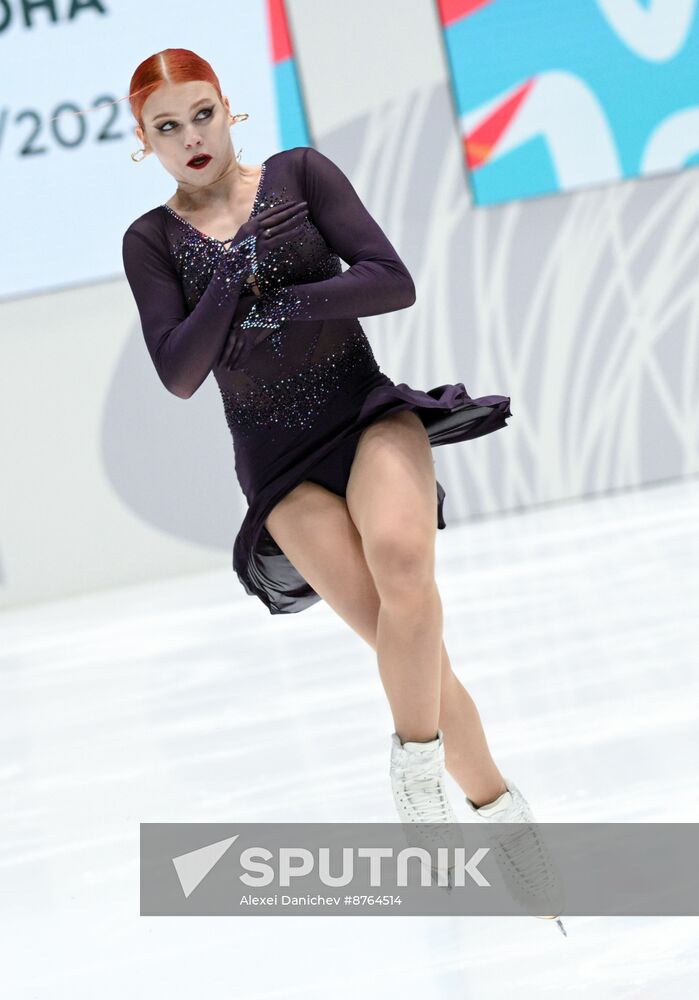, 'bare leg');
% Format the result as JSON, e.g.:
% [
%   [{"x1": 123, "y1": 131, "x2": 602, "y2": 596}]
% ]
[
  {"x1": 266, "y1": 473, "x2": 506, "y2": 806},
  {"x1": 375, "y1": 570, "x2": 505, "y2": 807},
  {"x1": 375, "y1": 578, "x2": 443, "y2": 744},
  {"x1": 438, "y1": 644, "x2": 507, "y2": 807}
]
